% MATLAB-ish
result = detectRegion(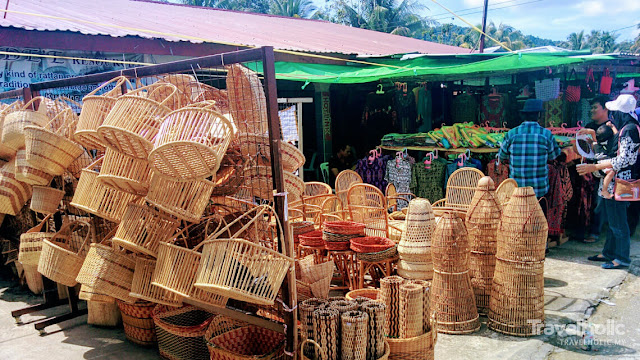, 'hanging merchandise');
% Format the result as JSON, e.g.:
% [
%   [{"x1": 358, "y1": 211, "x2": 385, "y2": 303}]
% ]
[
  {"x1": 444, "y1": 151, "x2": 482, "y2": 187},
  {"x1": 564, "y1": 69, "x2": 581, "y2": 103},
  {"x1": 599, "y1": 68, "x2": 613, "y2": 95},
  {"x1": 355, "y1": 148, "x2": 392, "y2": 192},
  {"x1": 543, "y1": 94, "x2": 564, "y2": 128},
  {"x1": 452, "y1": 91, "x2": 478, "y2": 124},
  {"x1": 410, "y1": 151, "x2": 446, "y2": 203},
  {"x1": 385, "y1": 150, "x2": 413, "y2": 210},
  {"x1": 479, "y1": 90, "x2": 506, "y2": 128},
  {"x1": 413, "y1": 84, "x2": 433, "y2": 132},
  {"x1": 486, "y1": 156, "x2": 509, "y2": 186},
  {"x1": 582, "y1": 67, "x2": 597, "y2": 98},
  {"x1": 546, "y1": 160, "x2": 573, "y2": 236},
  {"x1": 394, "y1": 83, "x2": 418, "y2": 134},
  {"x1": 534, "y1": 78, "x2": 561, "y2": 102},
  {"x1": 578, "y1": 98, "x2": 592, "y2": 125}
]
